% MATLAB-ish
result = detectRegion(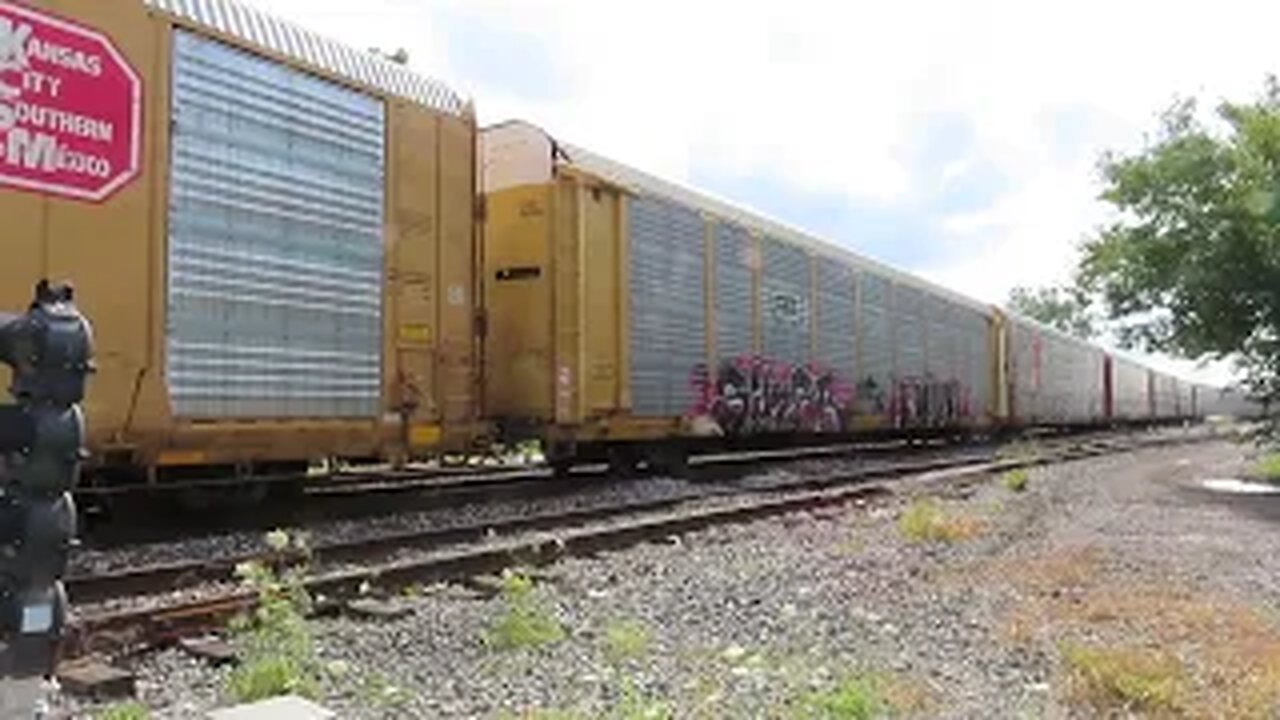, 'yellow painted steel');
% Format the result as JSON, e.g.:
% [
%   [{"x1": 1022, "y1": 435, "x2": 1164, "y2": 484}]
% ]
[
  {"x1": 155, "y1": 450, "x2": 208, "y2": 467},
  {"x1": 2, "y1": 1, "x2": 480, "y2": 470},
  {"x1": 617, "y1": 194, "x2": 633, "y2": 412},
  {"x1": 990, "y1": 308, "x2": 1011, "y2": 421},
  {"x1": 484, "y1": 169, "x2": 630, "y2": 431},
  {"x1": 482, "y1": 184, "x2": 554, "y2": 418},
  {"x1": 408, "y1": 424, "x2": 443, "y2": 448},
  {"x1": 582, "y1": 182, "x2": 623, "y2": 415},
  {"x1": 552, "y1": 177, "x2": 579, "y2": 424}
]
